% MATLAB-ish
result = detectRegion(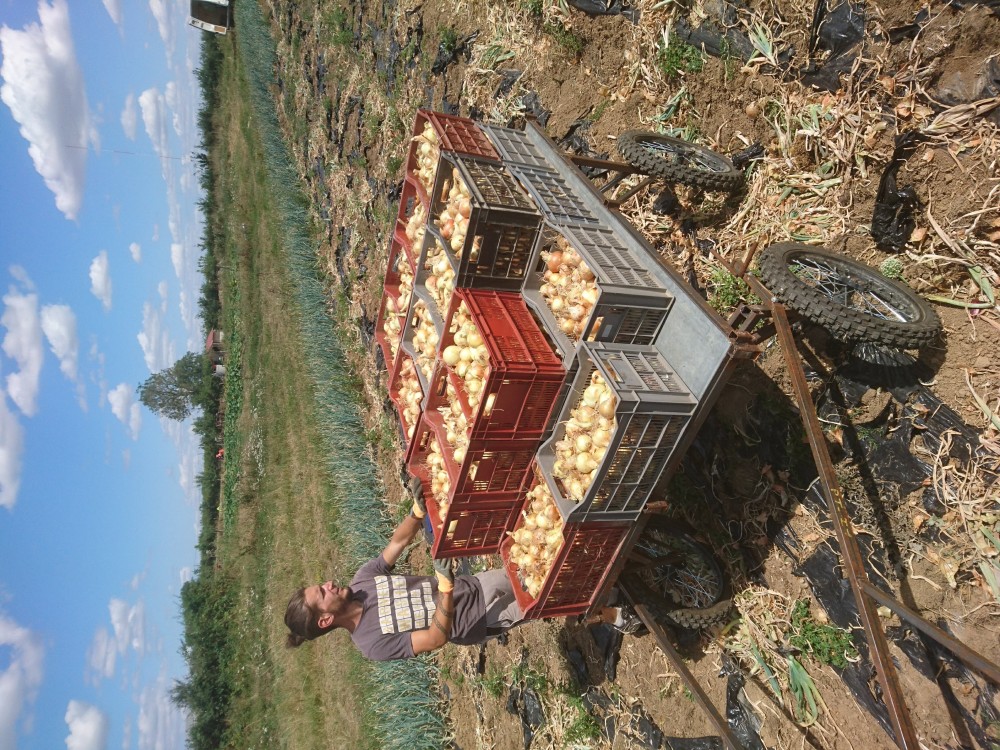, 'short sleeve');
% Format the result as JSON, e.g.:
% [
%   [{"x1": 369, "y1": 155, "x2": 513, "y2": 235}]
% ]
[{"x1": 351, "y1": 554, "x2": 392, "y2": 585}]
